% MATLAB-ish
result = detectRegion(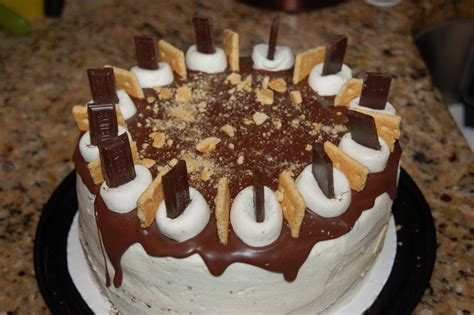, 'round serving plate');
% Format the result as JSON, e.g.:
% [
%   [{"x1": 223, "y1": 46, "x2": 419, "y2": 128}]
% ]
[{"x1": 34, "y1": 169, "x2": 436, "y2": 315}]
